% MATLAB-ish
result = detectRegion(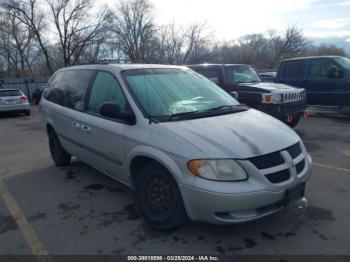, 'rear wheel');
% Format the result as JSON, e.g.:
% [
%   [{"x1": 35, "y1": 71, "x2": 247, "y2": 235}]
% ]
[
  {"x1": 48, "y1": 130, "x2": 71, "y2": 166},
  {"x1": 135, "y1": 162, "x2": 187, "y2": 230},
  {"x1": 24, "y1": 110, "x2": 31, "y2": 116}
]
